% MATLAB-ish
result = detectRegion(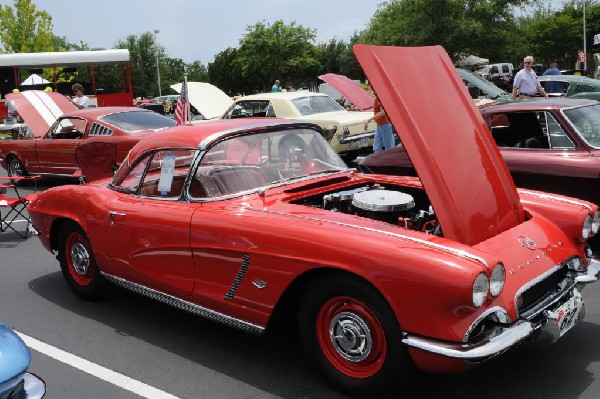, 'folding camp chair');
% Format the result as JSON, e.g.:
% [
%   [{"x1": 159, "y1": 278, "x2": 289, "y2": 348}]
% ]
[
  {"x1": 74, "y1": 142, "x2": 118, "y2": 183},
  {"x1": 0, "y1": 175, "x2": 40, "y2": 238}
]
